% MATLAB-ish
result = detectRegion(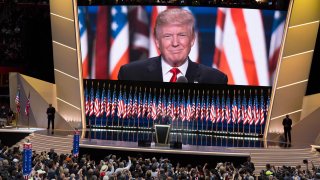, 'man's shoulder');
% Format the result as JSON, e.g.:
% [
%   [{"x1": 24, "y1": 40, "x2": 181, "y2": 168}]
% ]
[
  {"x1": 121, "y1": 57, "x2": 159, "y2": 69},
  {"x1": 194, "y1": 62, "x2": 228, "y2": 84},
  {"x1": 197, "y1": 63, "x2": 225, "y2": 76}
]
